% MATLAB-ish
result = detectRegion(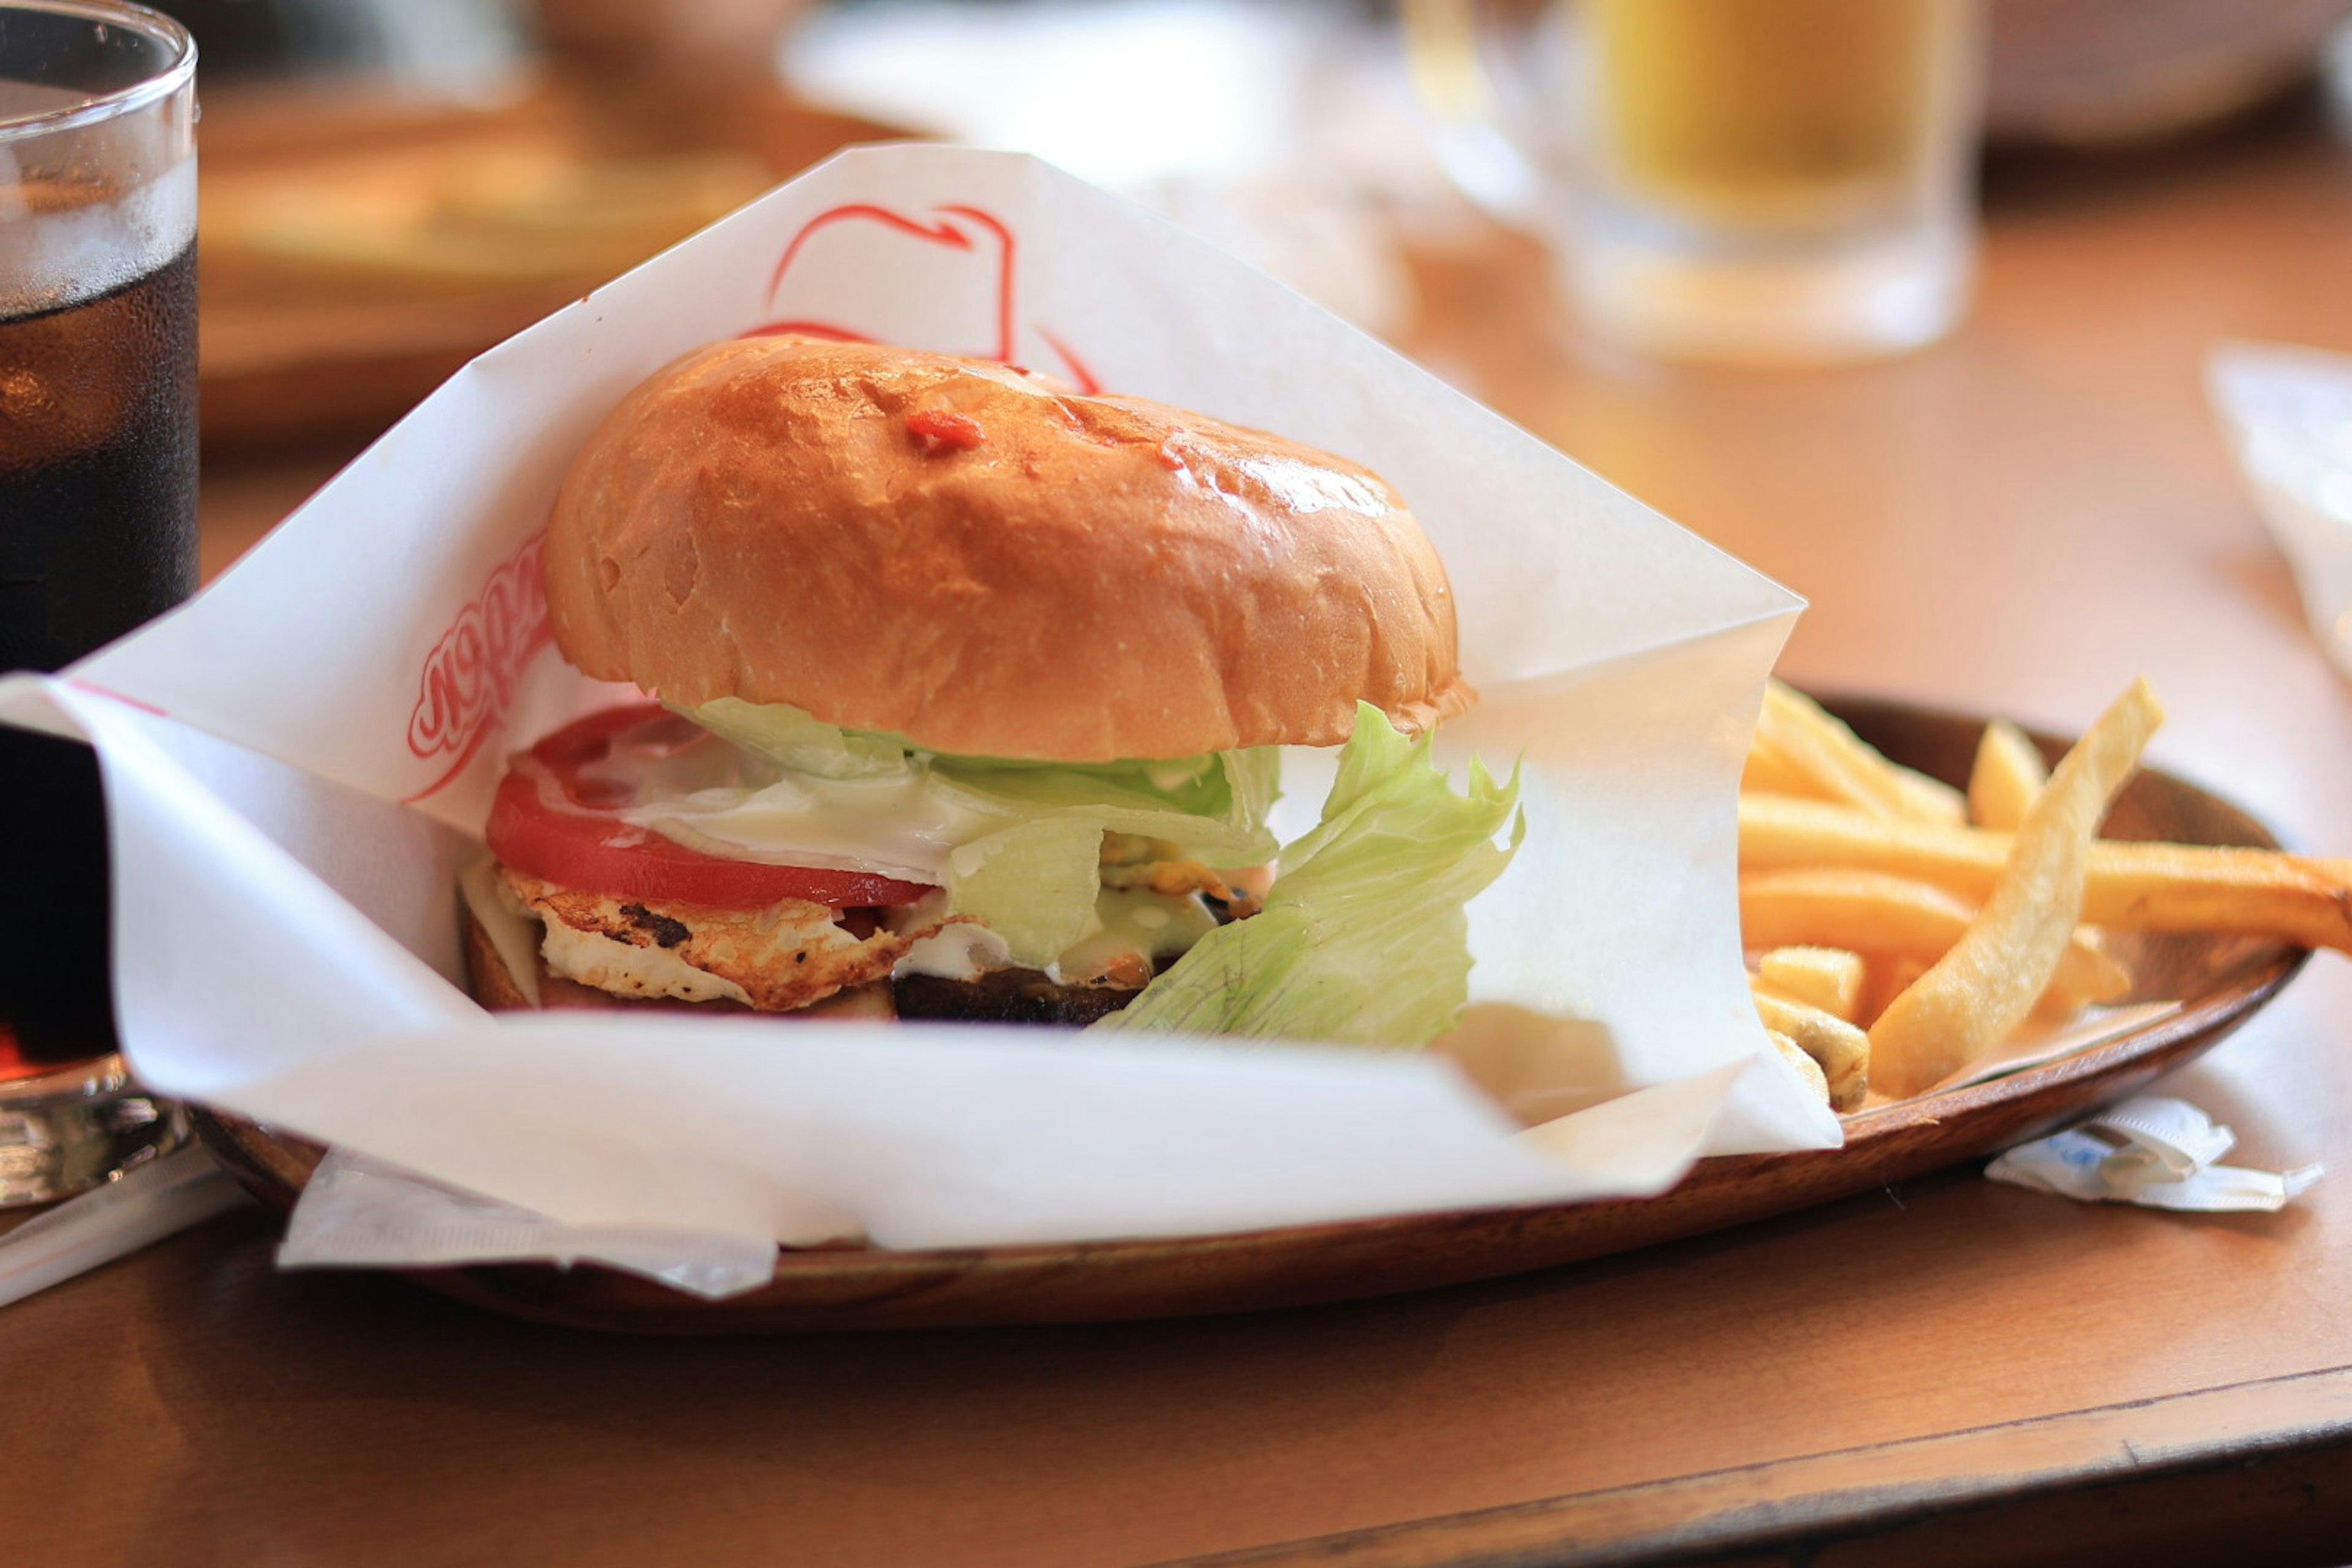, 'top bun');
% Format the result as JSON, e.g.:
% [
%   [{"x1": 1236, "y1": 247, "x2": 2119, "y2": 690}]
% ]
[{"x1": 545, "y1": 336, "x2": 1472, "y2": 761}]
